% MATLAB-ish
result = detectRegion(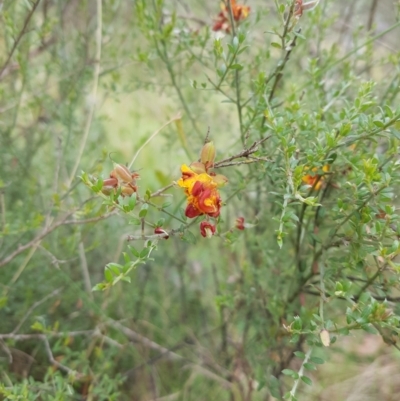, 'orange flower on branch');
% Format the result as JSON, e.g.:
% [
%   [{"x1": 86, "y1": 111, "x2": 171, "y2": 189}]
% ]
[
  {"x1": 177, "y1": 141, "x2": 227, "y2": 219},
  {"x1": 213, "y1": 0, "x2": 250, "y2": 33},
  {"x1": 302, "y1": 165, "x2": 329, "y2": 190},
  {"x1": 178, "y1": 164, "x2": 224, "y2": 218}
]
